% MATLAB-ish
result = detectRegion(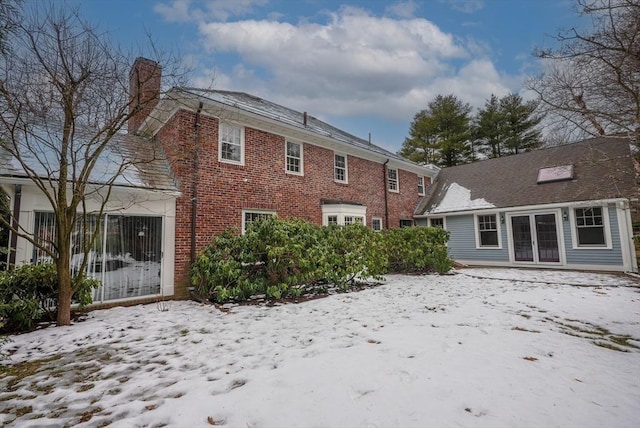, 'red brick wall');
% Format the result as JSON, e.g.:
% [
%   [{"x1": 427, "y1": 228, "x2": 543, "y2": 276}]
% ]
[{"x1": 156, "y1": 109, "x2": 428, "y2": 296}]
